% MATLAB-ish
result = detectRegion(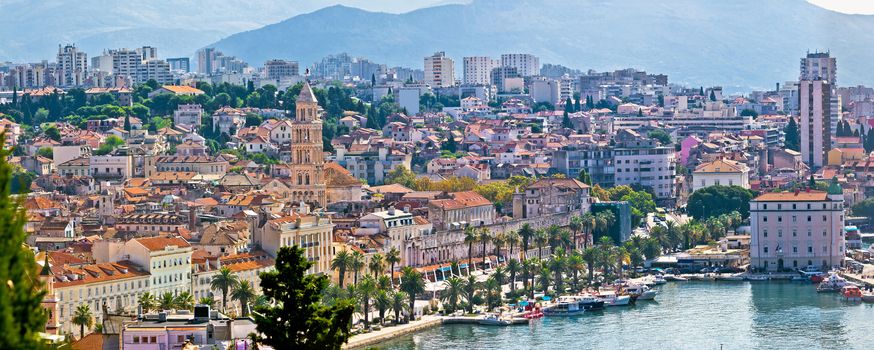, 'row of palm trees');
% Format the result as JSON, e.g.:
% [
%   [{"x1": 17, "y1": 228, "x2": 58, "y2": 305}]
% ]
[
  {"x1": 323, "y1": 263, "x2": 425, "y2": 329},
  {"x1": 649, "y1": 211, "x2": 743, "y2": 253},
  {"x1": 330, "y1": 247, "x2": 402, "y2": 288}
]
